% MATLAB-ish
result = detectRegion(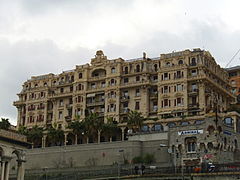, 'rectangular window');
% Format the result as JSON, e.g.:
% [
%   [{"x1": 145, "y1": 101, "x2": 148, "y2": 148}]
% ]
[
  {"x1": 176, "y1": 84, "x2": 183, "y2": 92},
  {"x1": 153, "y1": 75, "x2": 158, "y2": 81},
  {"x1": 136, "y1": 76, "x2": 140, "y2": 82},
  {"x1": 124, "y1": 78, "x2": 129, "y2": 84},
  {"x1": 123, "y1": 91, "x2": 128, "y2": 97},
  {"x1": 59, "y1": 111, "x2": 63, "y2": 119},
  {"x1": 59, "y1": 99, "x2": 64, "y2": 107},
  {"x1": 91, "y1": 83, "x2": 96, "y2": 89},
  {"x1": 164, "y1": 99, "x2": 168, "y2": 107},
  {"x1": 164, "y1": 86, "x2": 168, "y2": 93},
  {"x1": 191, "y1": 69, "x2": 197, "y2": 76},
  {"x1": 135, "y1": 101, "x2": 140, "y2": 110},
  {"x1": 164, "y1": 73, "x2": 168, "y2": 80},
  {"x1": 136, "y1": 89, "x2": 140, "y2": 96},
  {"x1": 101, "y1": 82, "x2": 105, "y2": 88},
  {"x1": 191, "y1": 83, "x2": 198, "y2": 91}
]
